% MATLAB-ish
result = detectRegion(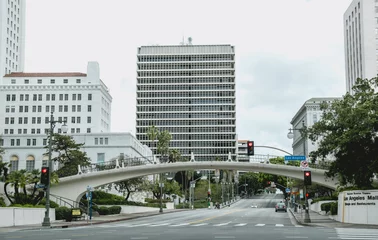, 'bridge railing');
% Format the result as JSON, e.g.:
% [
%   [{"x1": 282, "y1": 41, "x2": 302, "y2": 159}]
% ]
[{"x1": 79, "y1": 156, "x2": 154, "y2": 174}]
